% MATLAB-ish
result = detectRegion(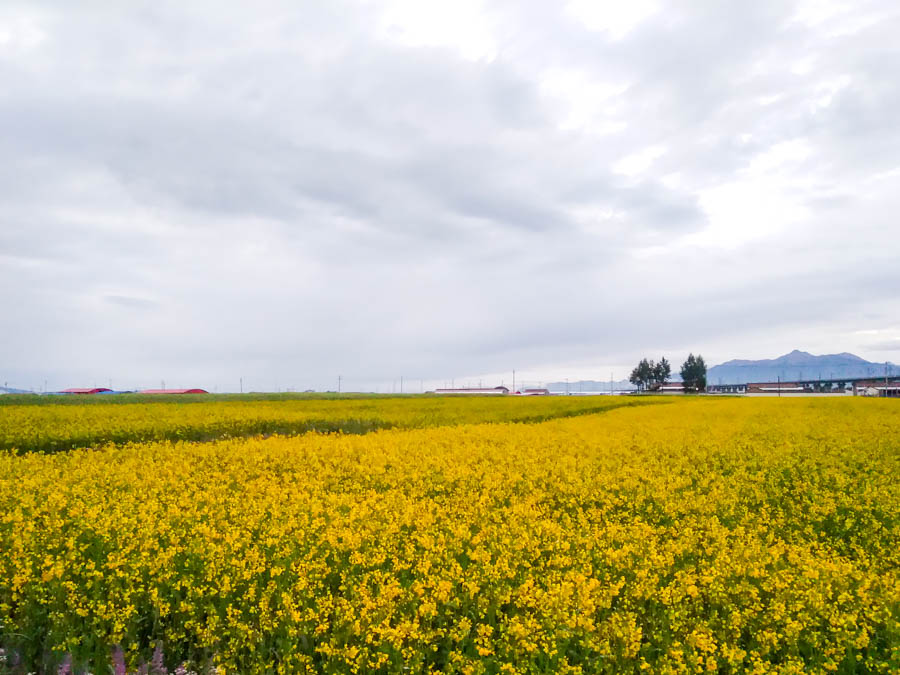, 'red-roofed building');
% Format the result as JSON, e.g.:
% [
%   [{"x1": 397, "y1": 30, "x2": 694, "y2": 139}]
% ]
[
  {"x1": 59, "y1": 387, "x2": 113, "y2": 394},
  {"x1": 139, "y1": 388, "x2": 209, "y2": 394}
]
